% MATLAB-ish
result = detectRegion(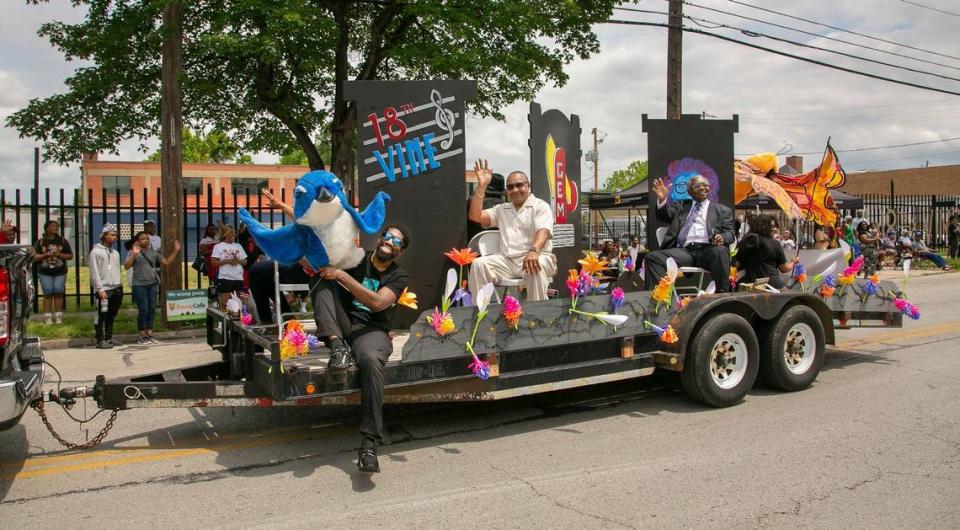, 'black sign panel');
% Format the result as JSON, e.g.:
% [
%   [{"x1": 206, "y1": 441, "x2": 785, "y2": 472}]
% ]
[
  {"x1": 528, "y1": 102, "x2": 583, "y2": 286},
  {"x1": 344, "y1": 80, "x2": 477, "y2": 327},
  {"x1": 642, "y1": 114, "x2": 739, "y2": 250}
]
